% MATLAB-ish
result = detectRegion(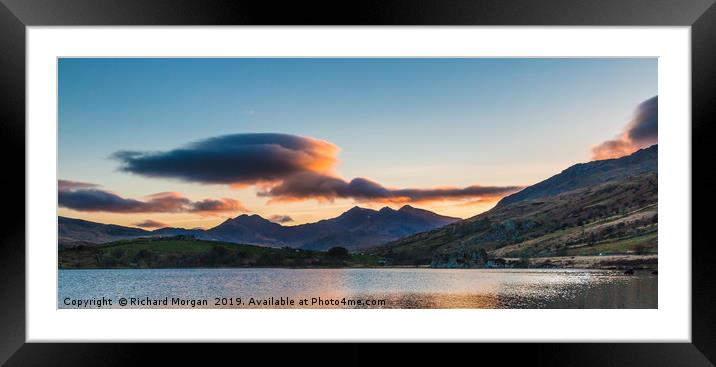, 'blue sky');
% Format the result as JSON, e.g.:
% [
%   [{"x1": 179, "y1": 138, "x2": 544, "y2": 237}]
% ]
[{"x1": 58, "y1": 58, "x2": 657, "y2": 227}]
